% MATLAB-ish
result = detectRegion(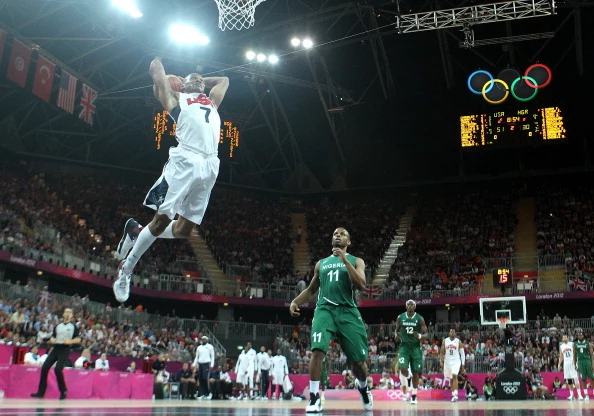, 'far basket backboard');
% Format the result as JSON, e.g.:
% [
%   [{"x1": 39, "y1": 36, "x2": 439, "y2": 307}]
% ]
[{"x1": 479, "y1": 296, "x2": 527, "y2": 326}]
